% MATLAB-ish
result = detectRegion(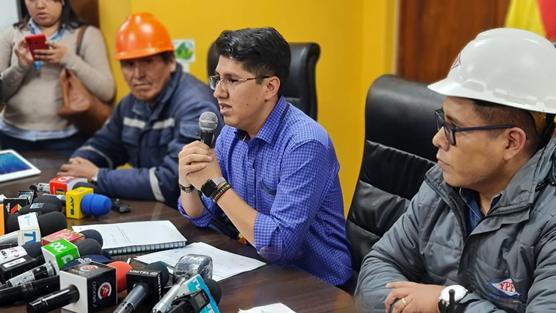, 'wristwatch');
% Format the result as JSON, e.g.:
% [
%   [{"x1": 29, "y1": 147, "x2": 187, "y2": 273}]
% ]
[
  {"x1": 438, "y1": 285, "x2": 468, "y2": 313},
  {"x1": 90, "y1": 174, "x2": 98, "y2": 185},
  {"x1": 201, "y1": 177, "x2": 227, "y2": 199}
]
